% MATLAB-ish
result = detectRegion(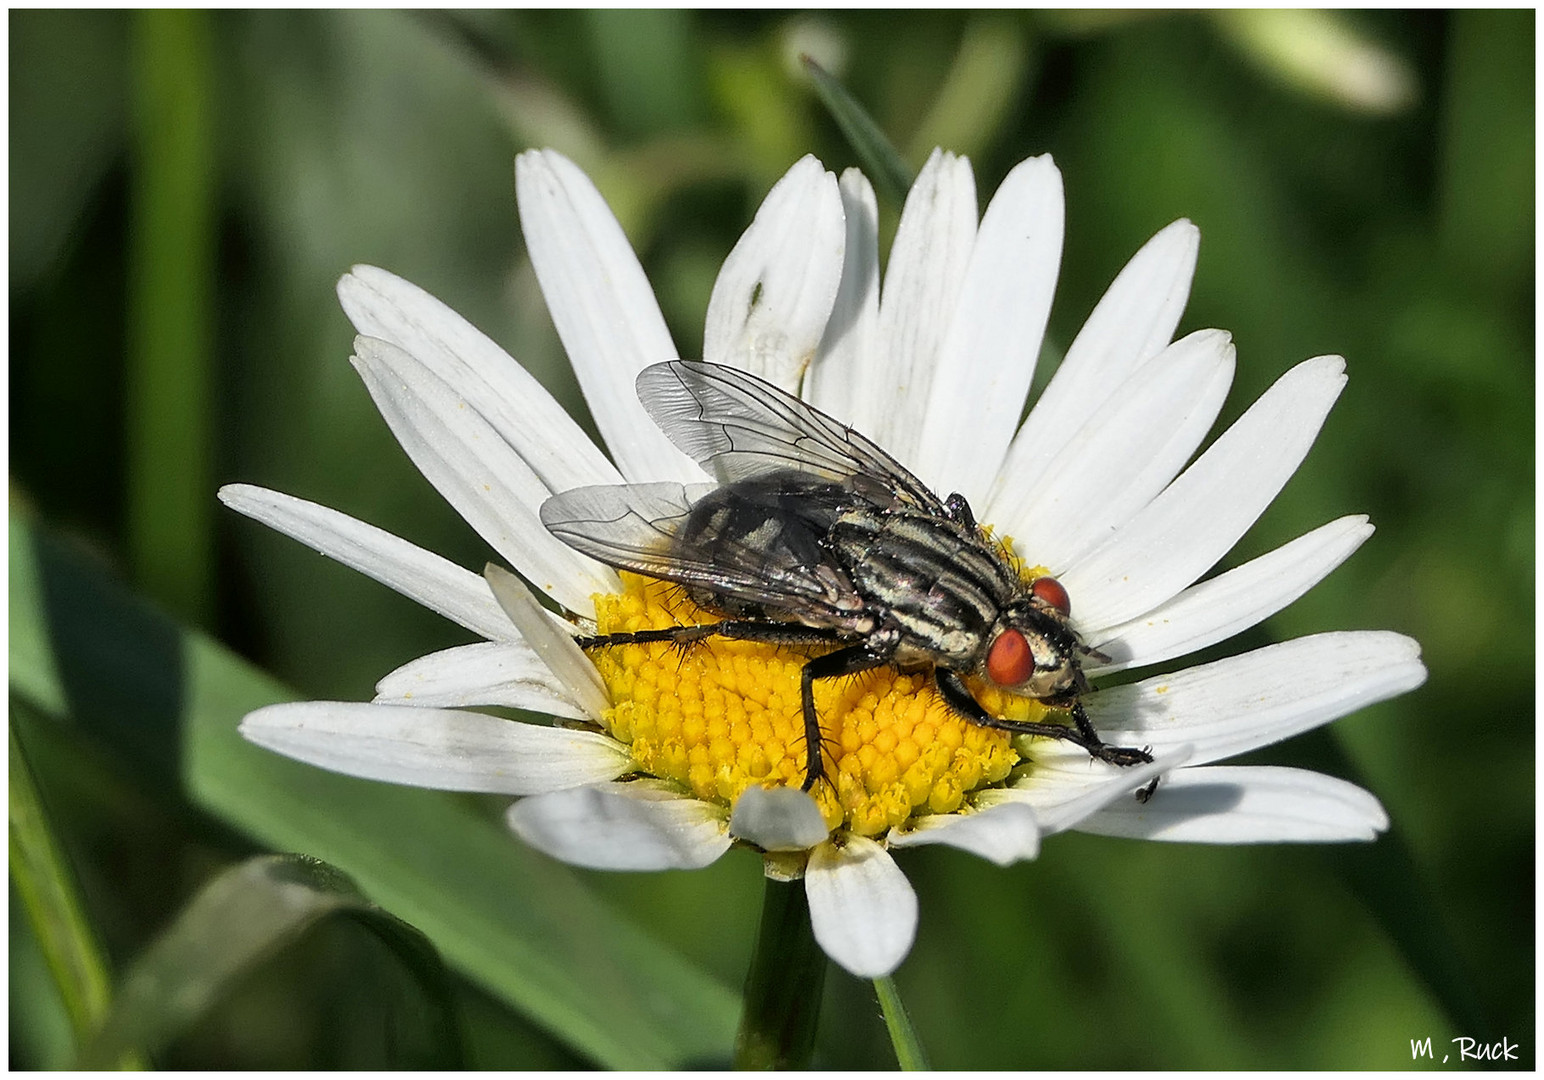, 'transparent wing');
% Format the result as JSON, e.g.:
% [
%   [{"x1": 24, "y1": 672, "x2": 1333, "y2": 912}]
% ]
[
  {"x1": 539, "y1": 480, "x2": 866, "y2": 625},
  {"x1": 637, "y1": 360, "x2": 947, "y2": 514}
]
